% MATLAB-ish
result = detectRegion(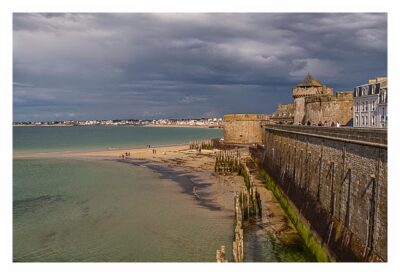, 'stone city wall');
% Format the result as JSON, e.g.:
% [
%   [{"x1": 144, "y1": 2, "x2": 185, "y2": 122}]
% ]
[
  {"x1": 304, "y1": 92, "x2": 353, "y2": 126},
  {"x1": 251, "y1": 125, "x2": 387, "y2": 262}
]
